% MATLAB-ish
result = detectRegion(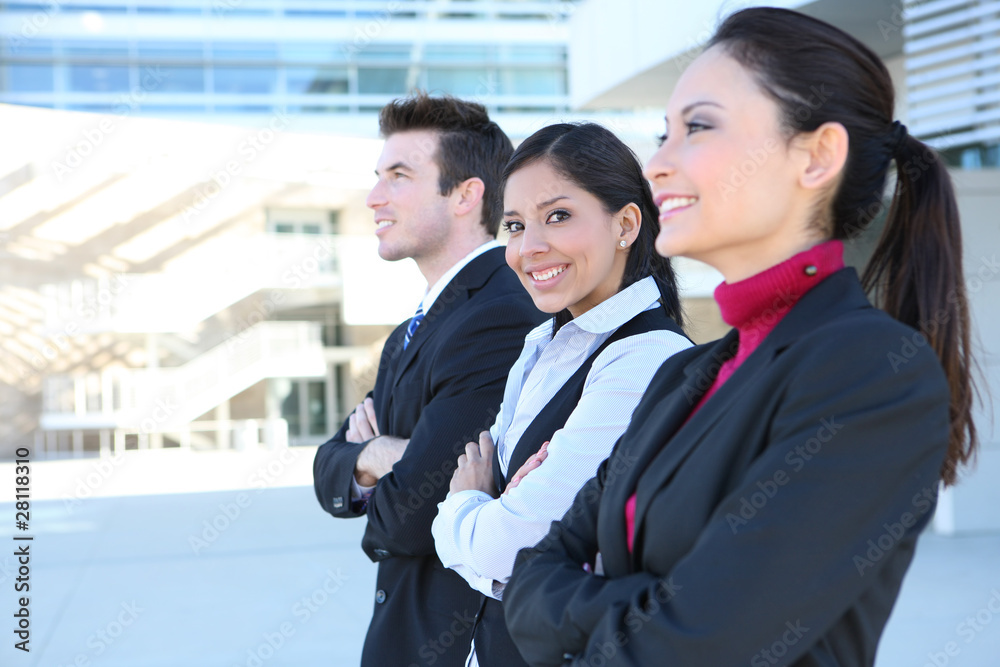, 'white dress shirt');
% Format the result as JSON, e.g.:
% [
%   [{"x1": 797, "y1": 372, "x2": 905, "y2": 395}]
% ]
[
  {"x1": 432, "y1": 275, "x2": 690, "y2": 667},
  {"x1": 431, "y1": 275, "x2": 691, "y2": 596},
  {"x1": 351, "y1": 239, "x2": 503, "y2": 498}
]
